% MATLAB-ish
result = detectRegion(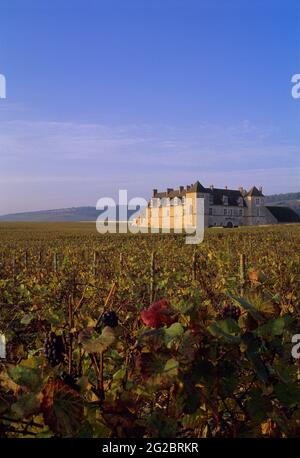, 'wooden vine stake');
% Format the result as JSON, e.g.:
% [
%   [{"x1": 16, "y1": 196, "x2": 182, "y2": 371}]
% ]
[
  {"x1": 12, "y1": 256, "x2": 16, "y2": 282},
  {"x1": 53, "y1": 252, "x2": 58, "y2": 273},
  {"x1": 119, "y1": 252, "x2": 123, "y2": 283},
  {"x1": 93, "y1": 250, "x2": 97, "y2": 277},
  {"x1": 150, "y1": 251, "x2": 156, "y2": 305},
  {"x1": 239, "y1": 253, "x2": 246, "y2": 296},
  {"x1": 24, "y1": 251, "x2": 28, "y2": 270},
  {"x1": 68, "y1": 294, "x2": 74, "y2": 375},
  {"x1": 192, "y1": 249, "x2": 198, "y2": 281},
  {"x1": 99, "y1": 350, "x2": 104, "y2": 401}
]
